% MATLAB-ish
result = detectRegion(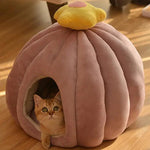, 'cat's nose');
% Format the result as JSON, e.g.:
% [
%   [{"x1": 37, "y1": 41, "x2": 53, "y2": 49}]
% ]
[{"x1": 49, "y1": 111, "x2": 54, "y2": 116}]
